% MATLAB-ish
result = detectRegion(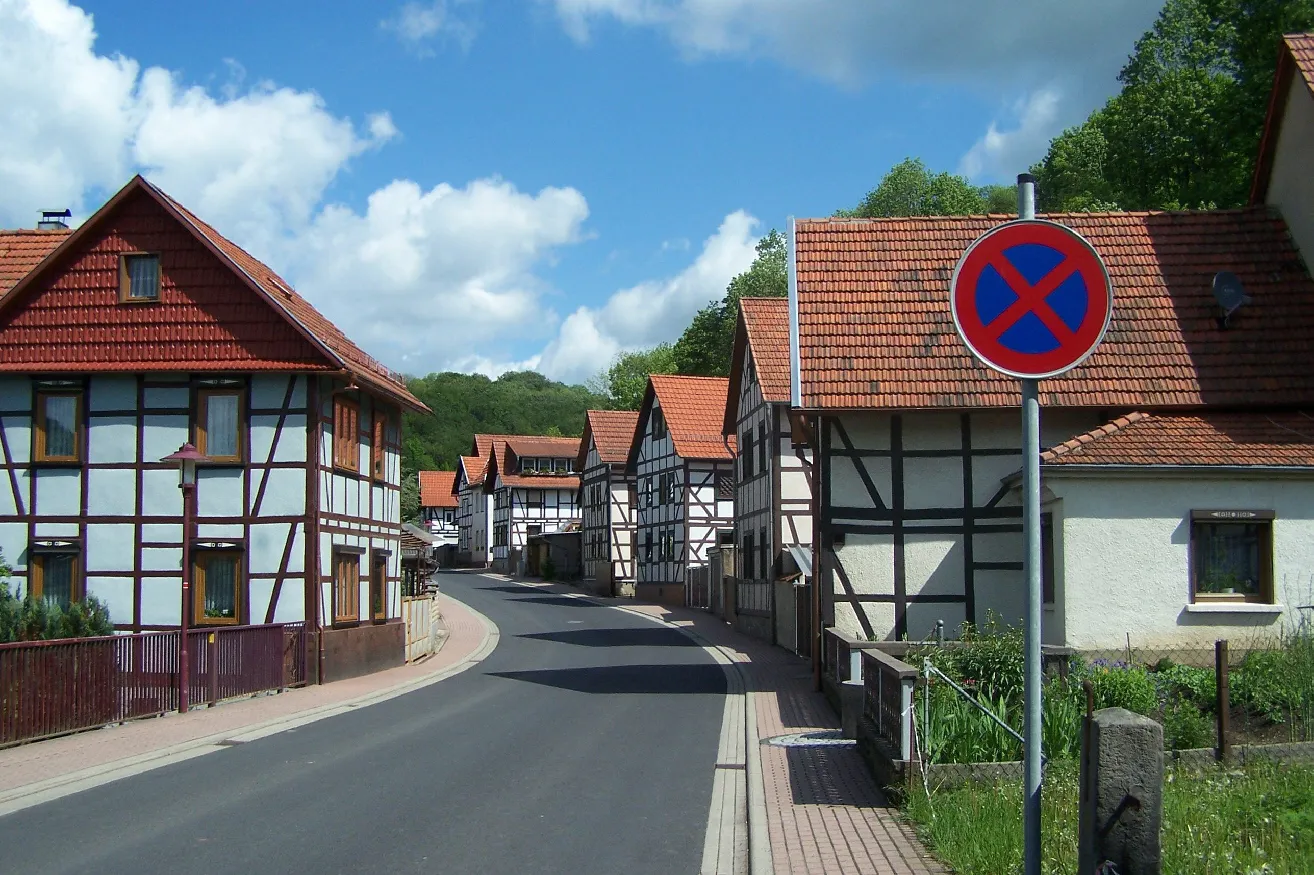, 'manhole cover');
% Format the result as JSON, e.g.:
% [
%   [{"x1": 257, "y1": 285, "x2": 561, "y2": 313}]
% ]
[{"x1": 761, "y1": 730, "x2": 855, "y2": 748}]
